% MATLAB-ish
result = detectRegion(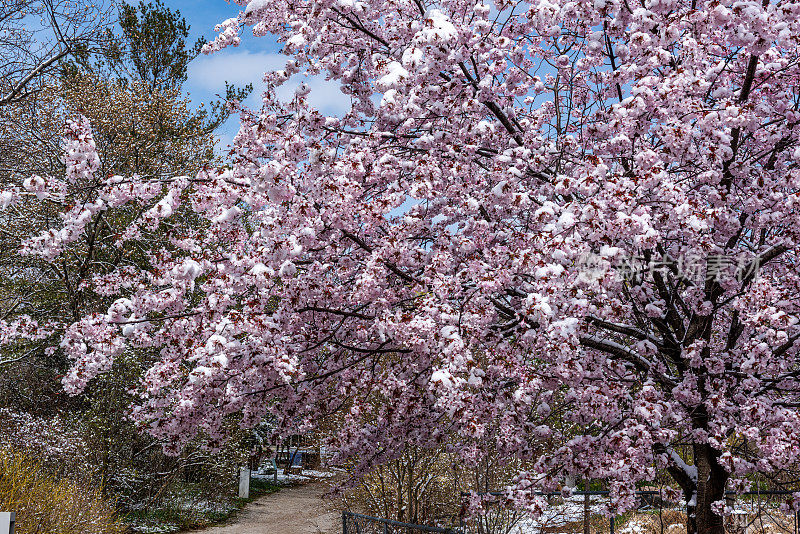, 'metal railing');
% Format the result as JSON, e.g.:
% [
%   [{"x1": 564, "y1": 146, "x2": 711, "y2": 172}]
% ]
[
  {"x1": 458, "y1": 490, "x2": 800, "y2": 534},
  {"x1": 343, "y1": 510, "x2": 461, "y2": 534}
]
